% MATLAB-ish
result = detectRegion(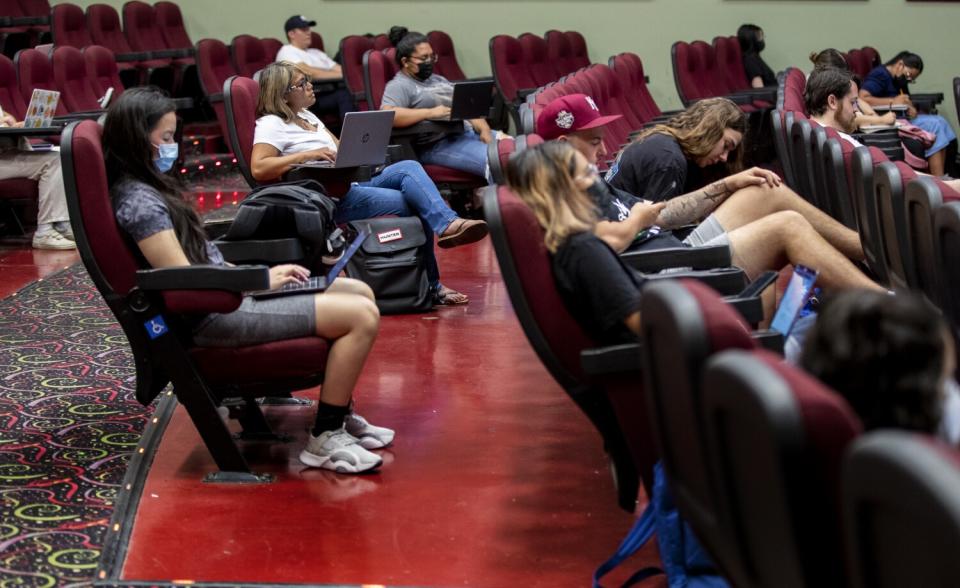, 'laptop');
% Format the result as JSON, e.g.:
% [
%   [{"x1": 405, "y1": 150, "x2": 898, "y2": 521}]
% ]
[
  {"x1": 23, "y1": 89, "x2": 60, "y2": 128},
  {"x1": 292, "y1": 110, "x2": 395, "y2": 169},
  {"x1": 448, "y1": 80, "x2": 495, "y2": 121},
  {"x1": 770, "y1": 264, "x2": 819, "y2": 336},
  {"x1": 250, "y1": 229, "x2": 368, "y2": 299}
]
